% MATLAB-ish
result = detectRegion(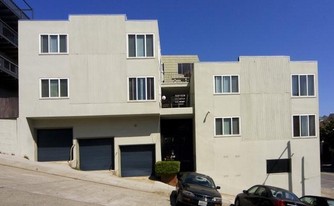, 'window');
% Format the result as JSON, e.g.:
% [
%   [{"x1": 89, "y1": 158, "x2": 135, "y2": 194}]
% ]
[
  {"x1": 178, "y1": 63, "x2": 193, "y2": 76},
  {"x1": 293, "y1": 115, "x2": 316, "y2": 137},
  {"x1": 214, "y1": 75, "x2": 239, "y2": 94},
  {"x1": 292, "y1": 74, "x2": 315, "y2": 97},
  {"x1": 129, "y1": 77, "x2": 154, "y2": 100},
  {"x1": 128, "y1": 34, "x2": 154, "y2": 58},
  {"x1": 40, "y1": 34, "x2": 68, "y2": 54},
  {"x1": 215, "y1": 117, "x2": 240, "y2": 136},
  {"x1": 40, "y1": 78, "x2": 69, "y2": 98}
]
